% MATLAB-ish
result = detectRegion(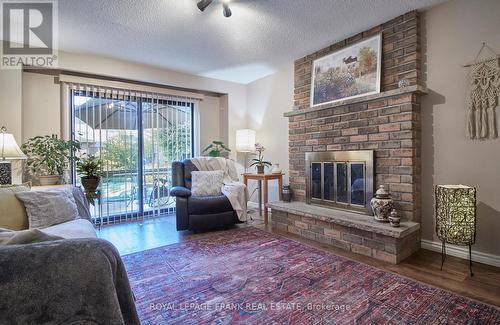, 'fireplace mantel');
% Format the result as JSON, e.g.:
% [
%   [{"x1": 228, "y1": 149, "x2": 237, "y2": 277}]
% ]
[{"x1": 284, "y1": 85, "x2": 427, "y2": 117}]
